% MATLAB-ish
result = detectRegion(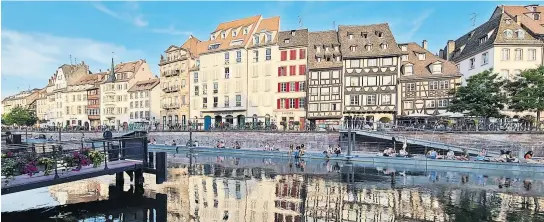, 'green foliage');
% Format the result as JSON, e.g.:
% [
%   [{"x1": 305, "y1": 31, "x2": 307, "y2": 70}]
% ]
[
  {"x1": 447, "y1": 69, "x2": 507, "y2": 118},
  {"x1": 1, "y1": 106, "x2": 38, "y2": 126},
  {"x1": 504, "y1": 65, "x2": 544, "y2": 123}
]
